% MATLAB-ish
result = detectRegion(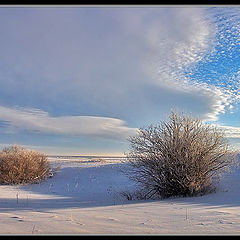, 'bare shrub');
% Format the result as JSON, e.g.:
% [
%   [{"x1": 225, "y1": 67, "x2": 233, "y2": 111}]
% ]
[
  {"x1": 119, "y1": 189, "x2": 149, "y2": 201},
  {"x1": 126, "y1": 112, "x2": 236, "y2": 199},
  {"x1": 0, "y1": 145, "x2": 50, "y2": 185},
  {"x1": 119, "y1": 191, "x2": 133, "y2": 201}
]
